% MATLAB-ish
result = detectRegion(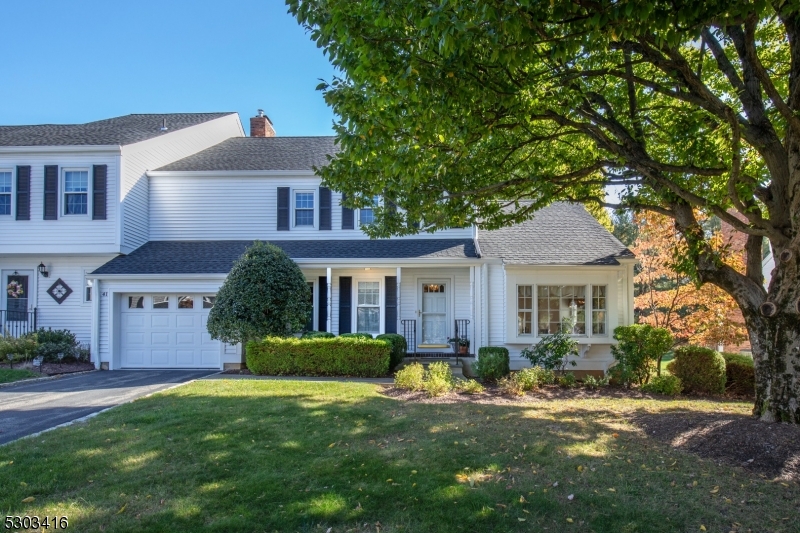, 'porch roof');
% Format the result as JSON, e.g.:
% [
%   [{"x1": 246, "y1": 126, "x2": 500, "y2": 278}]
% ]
[{"x1": 92, "y1": 239, "x2": 478, "y2": 275}]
